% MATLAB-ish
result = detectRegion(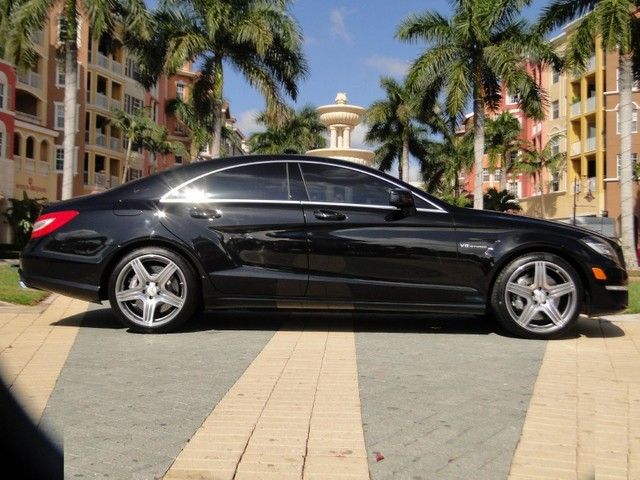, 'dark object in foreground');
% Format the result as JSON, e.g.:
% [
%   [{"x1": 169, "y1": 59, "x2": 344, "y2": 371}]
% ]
[{"x1": 19, "y1": 155, "x2": 628, "y2": 339}]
